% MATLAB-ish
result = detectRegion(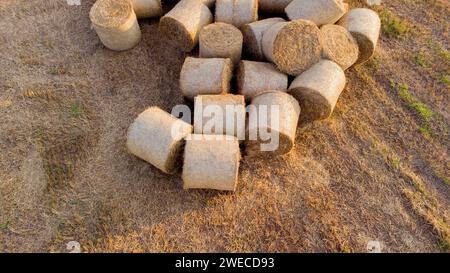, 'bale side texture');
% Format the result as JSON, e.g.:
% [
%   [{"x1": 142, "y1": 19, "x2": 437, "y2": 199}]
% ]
[
  {"x1": 246, "y1": 91, "x2": 301, "y2": 156},
  {"x1": 288, "y1": 60, "x2": 346, "y2": 121},
  {"x1": 242, "y1": 17, "x2": 285, "y2": 61},
  {"x1": 237, "y1": 61, "x2": 288, "y2": 101},
  {"x1": 131, "y1": 0, "x2": 163, "y2": 18},
  {"x1": 215, "y1": 0, "x2": 258, "y2": 28},
  {"x1": 259, "y1": 0, "x2": 293, "y2": 13},
  {"x1": 159, "y1": 0, "x2": 213, "y2": 52},
  {"x1": 285, "y1": 0, "x2": 348, "y2": 26},
  {"x1": 194, "y1": 94, "x2": 246, "y2": 138},
  {"x1": 126, "y1": 107, "x2": 193, "y2": 174},
  {"x1": 182, "y1": 134, "x2": 240, "y2": 191},
  {"x1": 180, "y1": 57, "x2": 233, "y2": 100}
]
